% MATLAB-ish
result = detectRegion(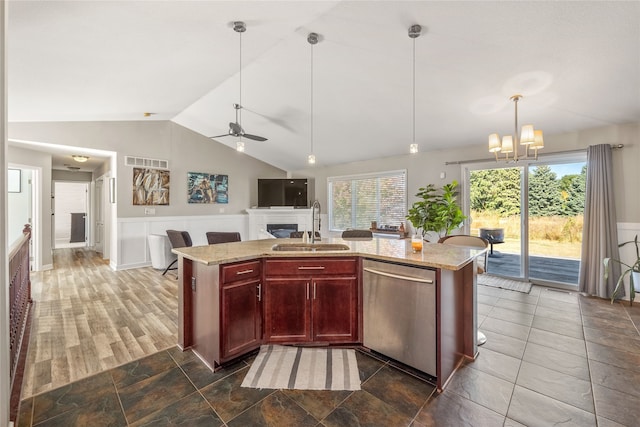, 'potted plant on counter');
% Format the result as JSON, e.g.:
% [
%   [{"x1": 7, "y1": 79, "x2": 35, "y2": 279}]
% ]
[
  {"x1": 604, "y1": 234, "x2": 640, "y2": 305},
  {"x1": 406, "y1": 180, "x2": 466, "y2": 241}
]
